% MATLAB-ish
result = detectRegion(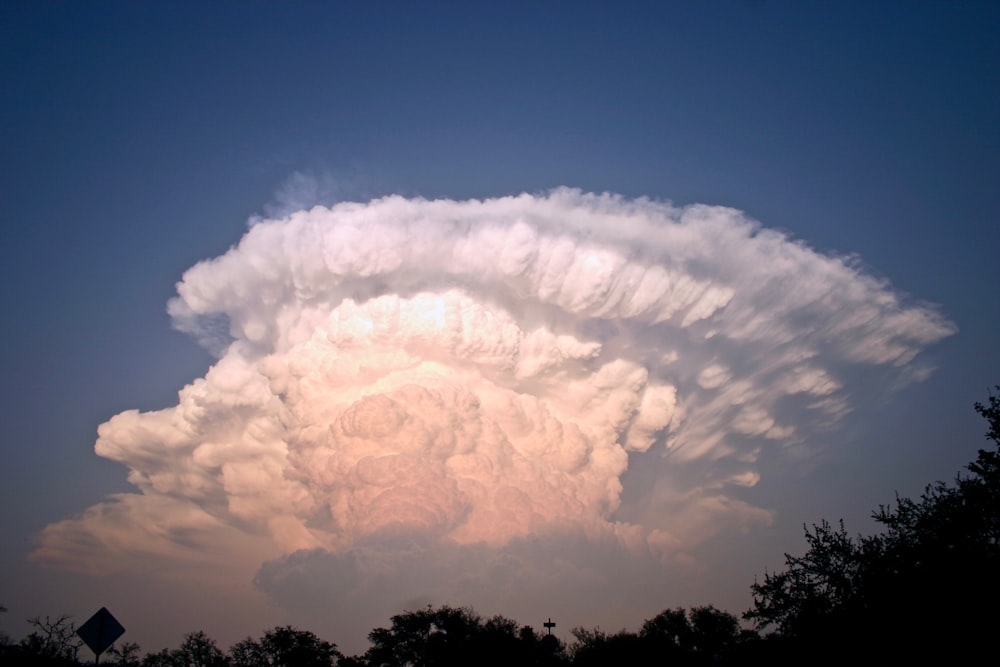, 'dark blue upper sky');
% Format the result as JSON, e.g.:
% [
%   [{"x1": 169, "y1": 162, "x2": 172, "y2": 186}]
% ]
[{"x1": 1, "y1": 0, "x2": 997, "y2": 651}]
